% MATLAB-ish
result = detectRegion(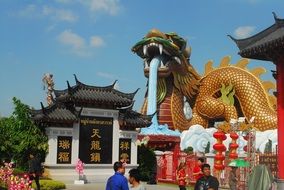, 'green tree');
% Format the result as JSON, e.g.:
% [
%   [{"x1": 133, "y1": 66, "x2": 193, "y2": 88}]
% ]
[
  {"x1": 183, "y1": 146, "x2": 194, "y2": 154},
  {"x1": 137, "y1": 144, "x2": 157, "y2": 183},
  {"x1": 264, "y1": 139, "x2": 272, "y2": 153},
  {"x1": 0, "y1": 97, "x2": 48, "y2": 169},
  {"x1": 0, "y1": 117, "x2": 15, "y2": 160}
]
